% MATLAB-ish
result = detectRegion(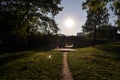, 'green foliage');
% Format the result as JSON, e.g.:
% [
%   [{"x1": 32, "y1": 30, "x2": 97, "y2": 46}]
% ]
[
  {"x1": 82, "y1": 0, "x2": 106, "y2": 11},
  {"x1": 0, "y1": 0, "x2": 63, "y2": 51},
  {"x1": 114, "y1": 0, "x2": 120, "y2": 30},
  {"x1": 82, "y1": 0, "x2": 109, "y2": 41}
]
